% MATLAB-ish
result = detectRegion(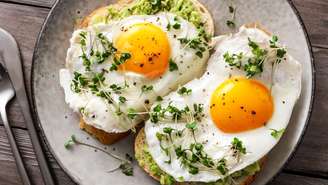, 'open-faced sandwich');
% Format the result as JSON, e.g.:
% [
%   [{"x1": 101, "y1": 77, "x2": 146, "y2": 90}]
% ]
[
  {"x1": 135, "y1": 25, "x2": 302, "y2": 185},
  {"x1": 59, "y1": 0, "x2": 215, "y2": 144},
  {"x1": 59, "y1": 0, "x2": 303, "y2": 183}
]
